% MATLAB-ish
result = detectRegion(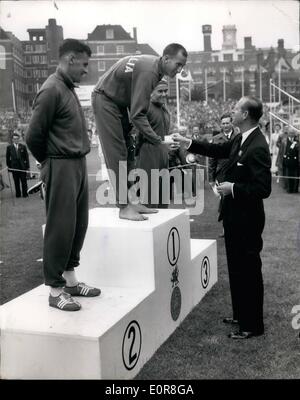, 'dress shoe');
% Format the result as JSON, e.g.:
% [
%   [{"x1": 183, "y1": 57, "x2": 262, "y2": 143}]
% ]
[
  {"x1": 228, "y1": 330, "x2": 264, "y2": 339},
  {"x1": 27, "y1": 181, "x2": 43, "y2": 195},
  {"x1": 223, "y1": 317, "x2": 238, "y2": 325}
]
